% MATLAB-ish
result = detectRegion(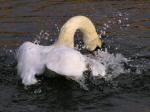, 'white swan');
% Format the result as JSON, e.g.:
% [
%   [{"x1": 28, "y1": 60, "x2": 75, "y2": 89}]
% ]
[{"x1": 17, "y1": 16, "x2": 104, "y2": 86}]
